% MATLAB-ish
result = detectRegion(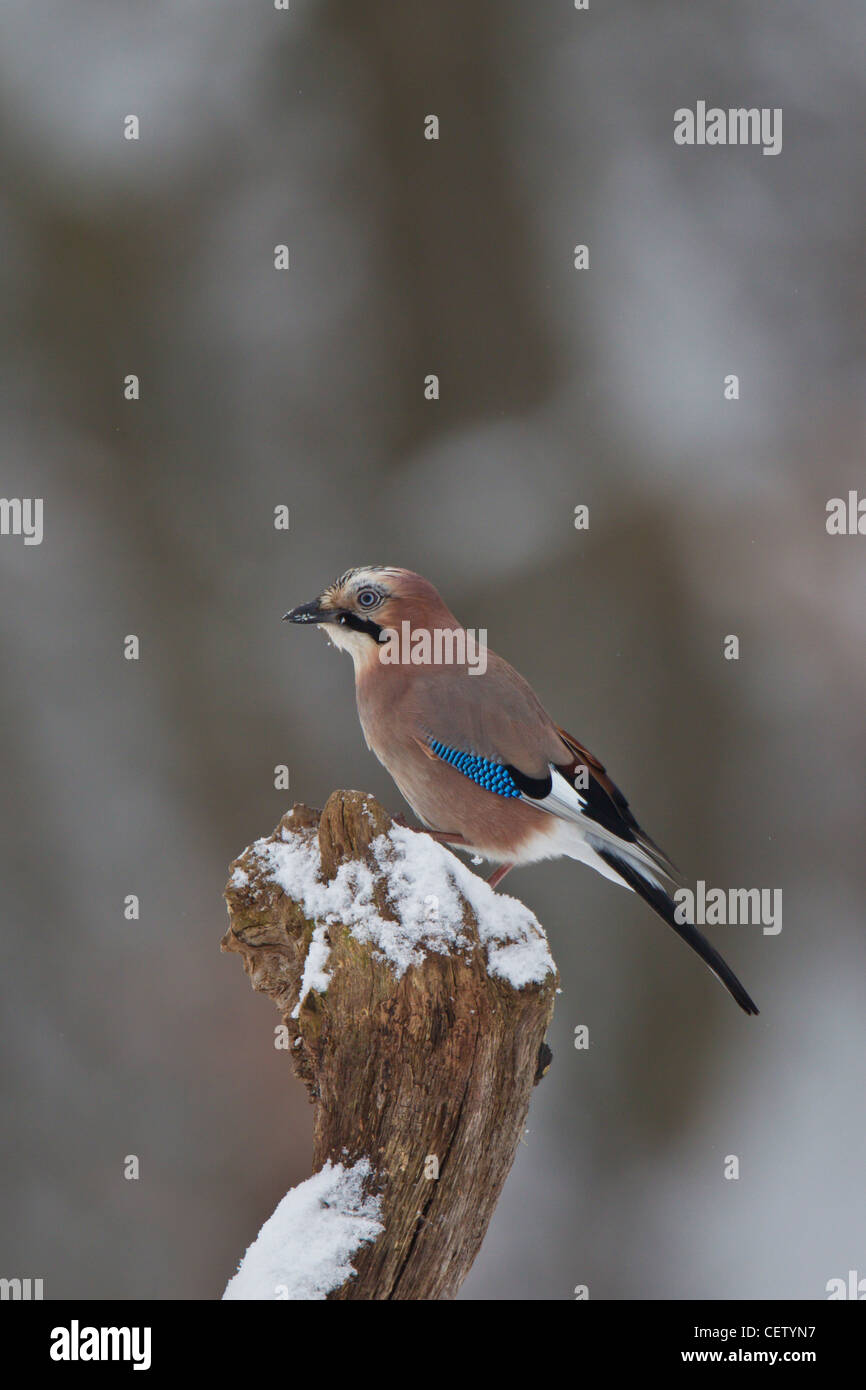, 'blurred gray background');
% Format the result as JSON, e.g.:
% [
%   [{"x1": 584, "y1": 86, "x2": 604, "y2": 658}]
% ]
[{"x1": 1, "y1": 0, "x2": 864, "y2": 1300}]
